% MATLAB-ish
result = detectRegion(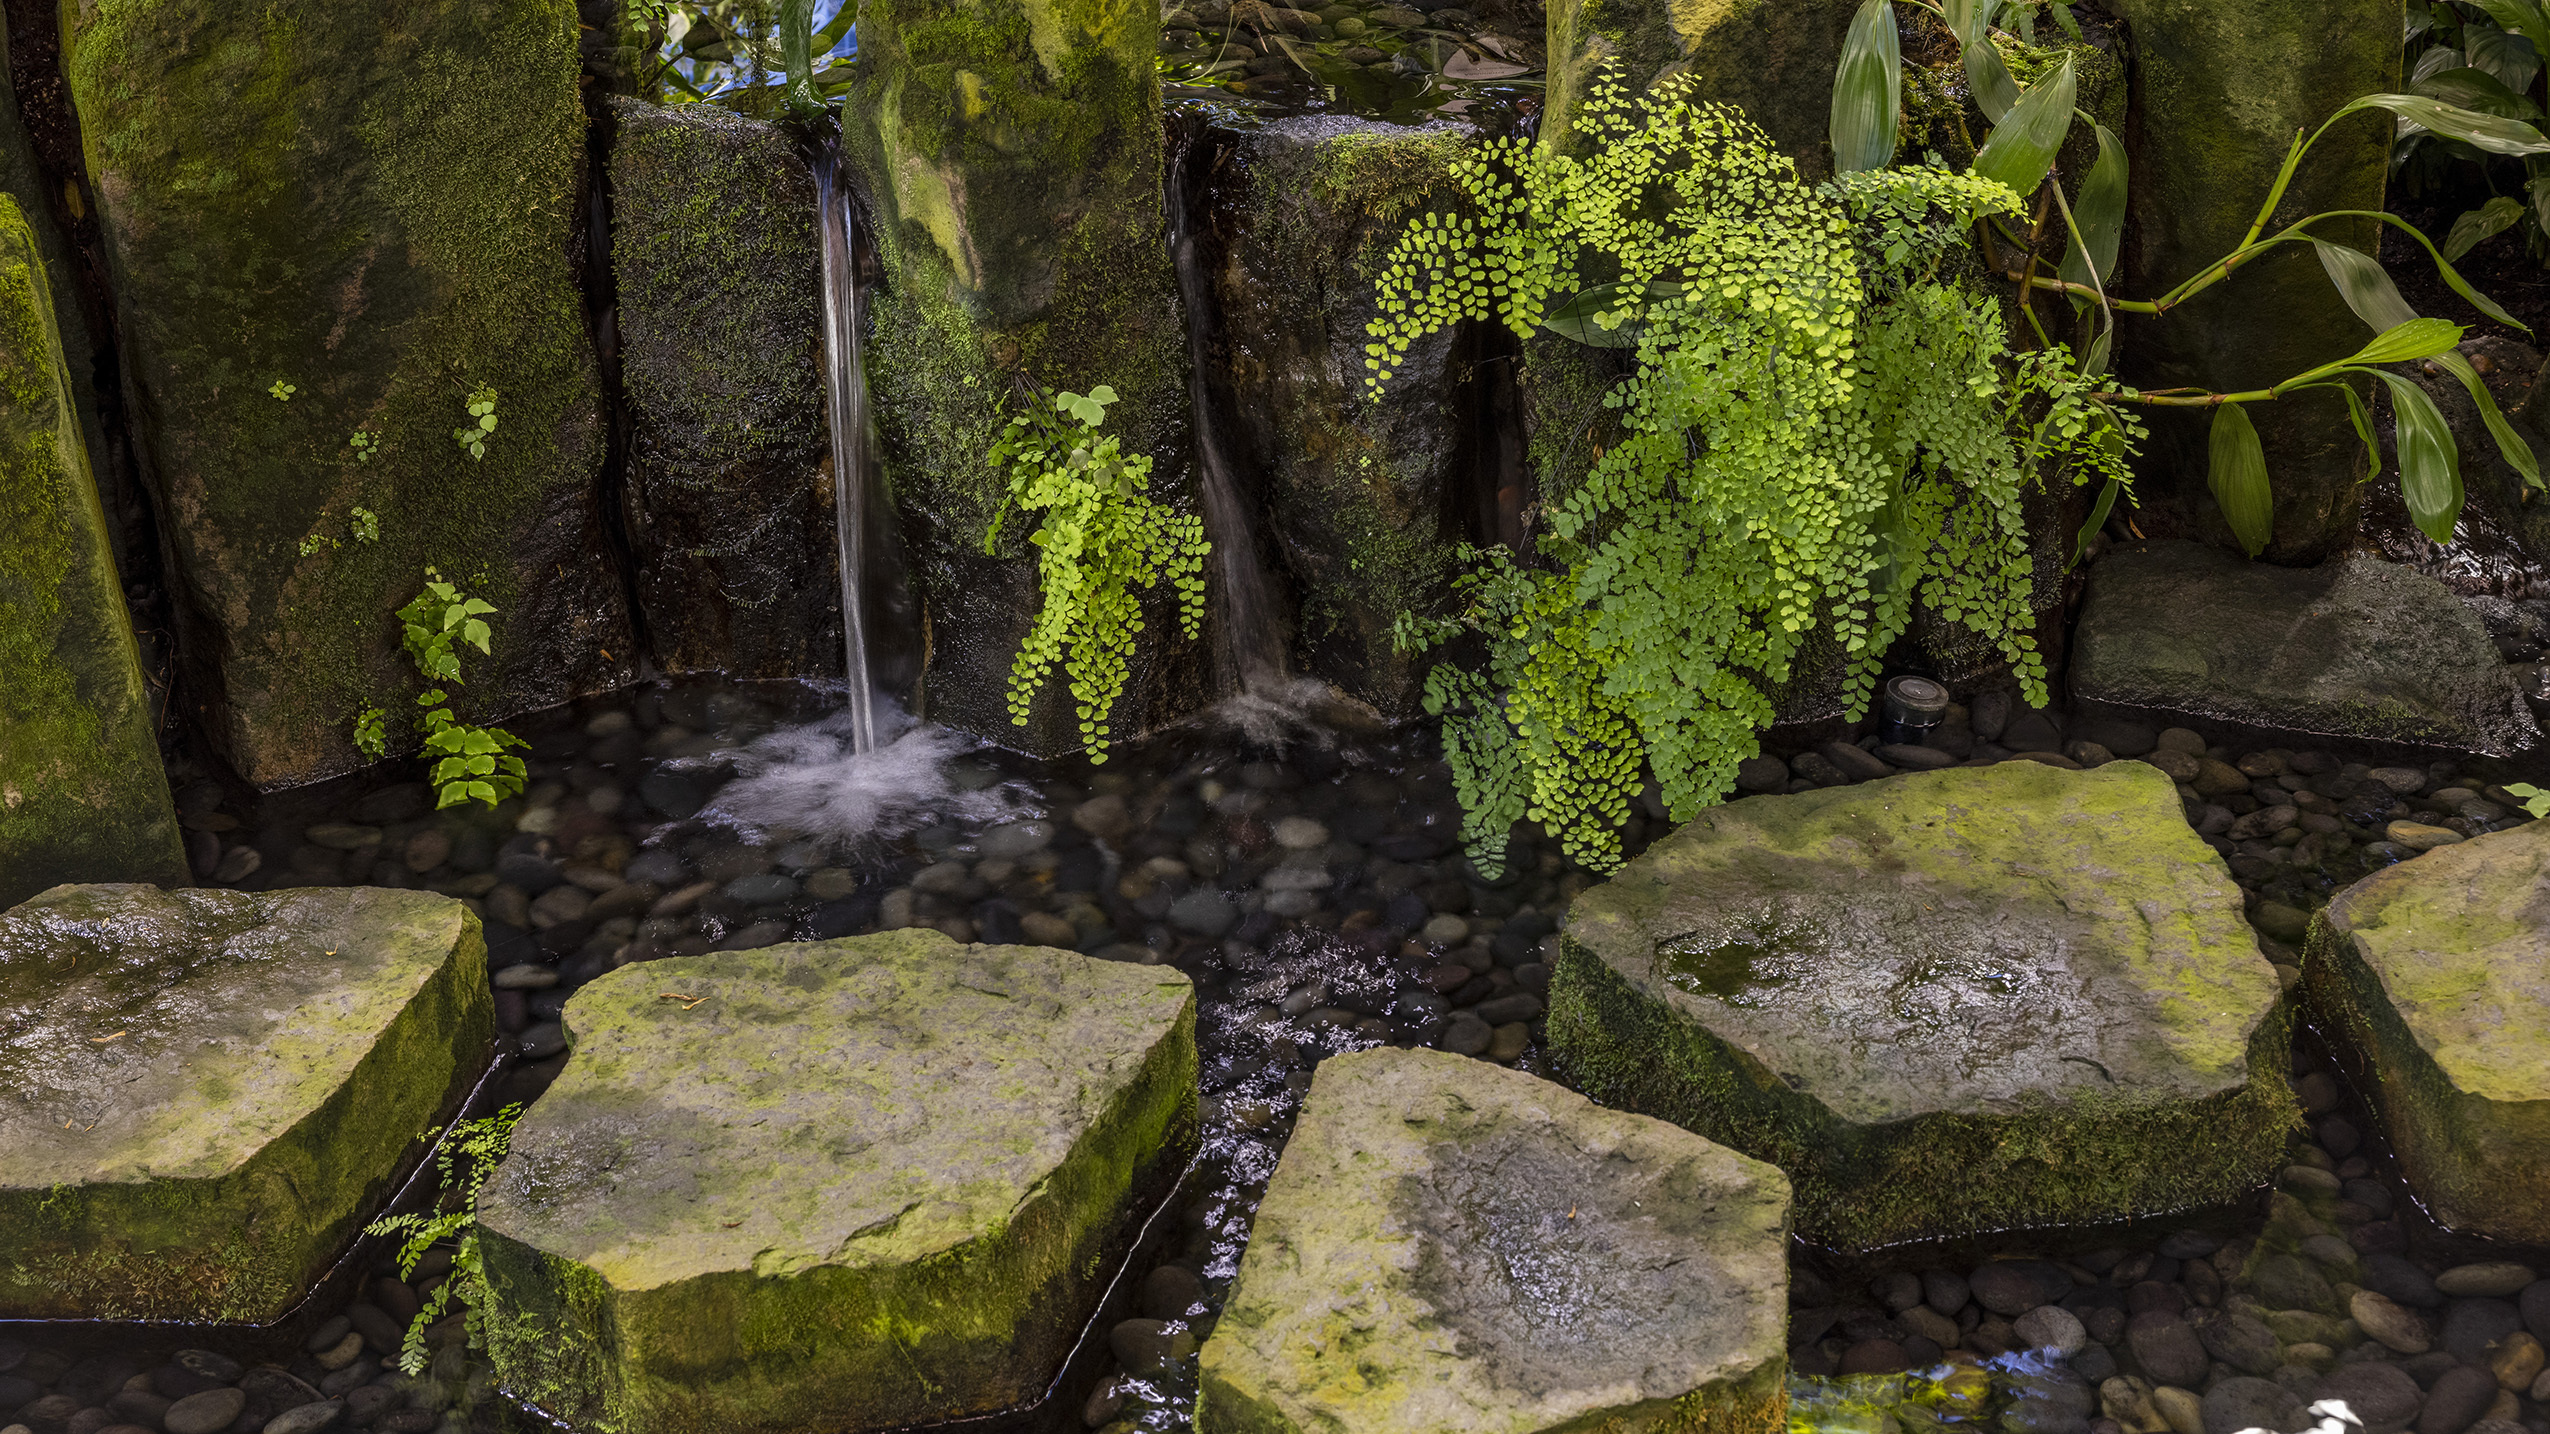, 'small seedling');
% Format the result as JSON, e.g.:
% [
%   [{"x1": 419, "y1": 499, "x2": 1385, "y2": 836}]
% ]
[
  {"x1": 2507, "y1": 783, "x2": 2550, "y2": 819},
  {"x1": 269, "y1": 379, "x2": 296, "y2": 401},
  {"x1": 349, "y1": 430, "x2": 379, "y2": 463},
  {"x1": 351, "y1": 506, "x2": 380, "y2": 543},
  {"x1": 454, "y1": 385, "x2": 499, "y2": 460}
]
